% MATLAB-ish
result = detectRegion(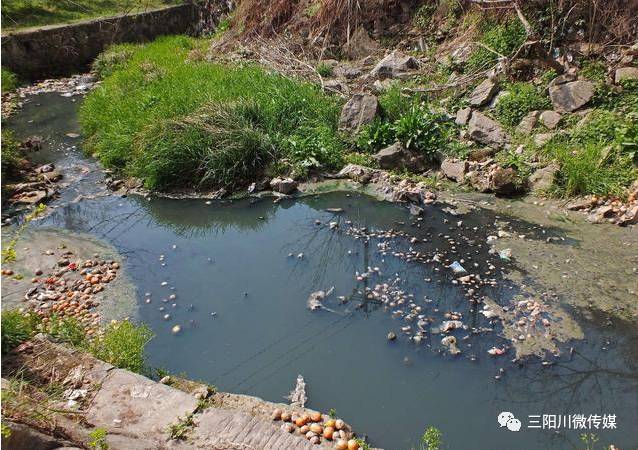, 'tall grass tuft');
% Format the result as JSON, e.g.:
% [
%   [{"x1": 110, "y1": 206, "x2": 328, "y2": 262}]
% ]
[{"x1": 80, "y1": 35, "x2": 342, "y2": 190}]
